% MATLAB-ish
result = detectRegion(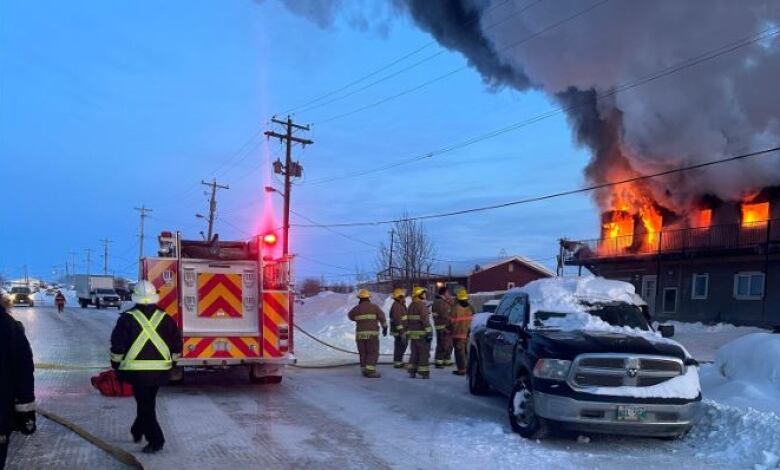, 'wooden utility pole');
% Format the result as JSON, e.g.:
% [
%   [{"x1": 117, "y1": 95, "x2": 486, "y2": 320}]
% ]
[
  {"x1": 101, "y1": 238, "x2": 112, "y2": 275},
  {"x1": 134, "y1": 205, "x2": 152, "y2": 279},
  {"x1": 388, "y1": 229, "x2": 395, "y2": 284},
  {"x1": 84, "y1": 248, "x2": 92, "y2": 276},
  {"x1": 200, "y1": 179, "x2": 229, "y2": 241},
  {"x1": 264, "y1": 116, "x2": 313, "y2": 257}
]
